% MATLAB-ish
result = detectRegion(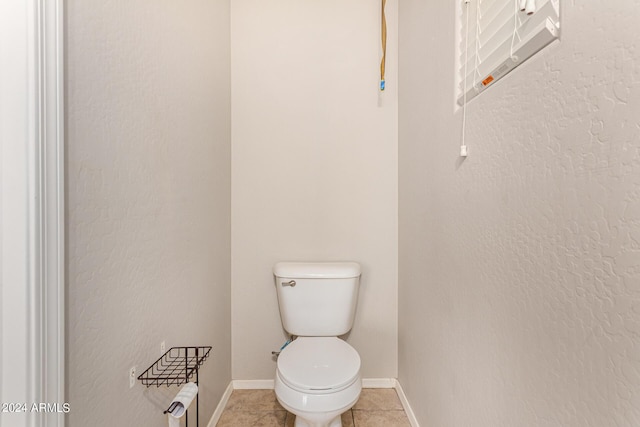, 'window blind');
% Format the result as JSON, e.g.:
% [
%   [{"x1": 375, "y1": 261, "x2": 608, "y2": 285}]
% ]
[{"x1": 458, "y1": 0, "x2": 560, "y2": 105}]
